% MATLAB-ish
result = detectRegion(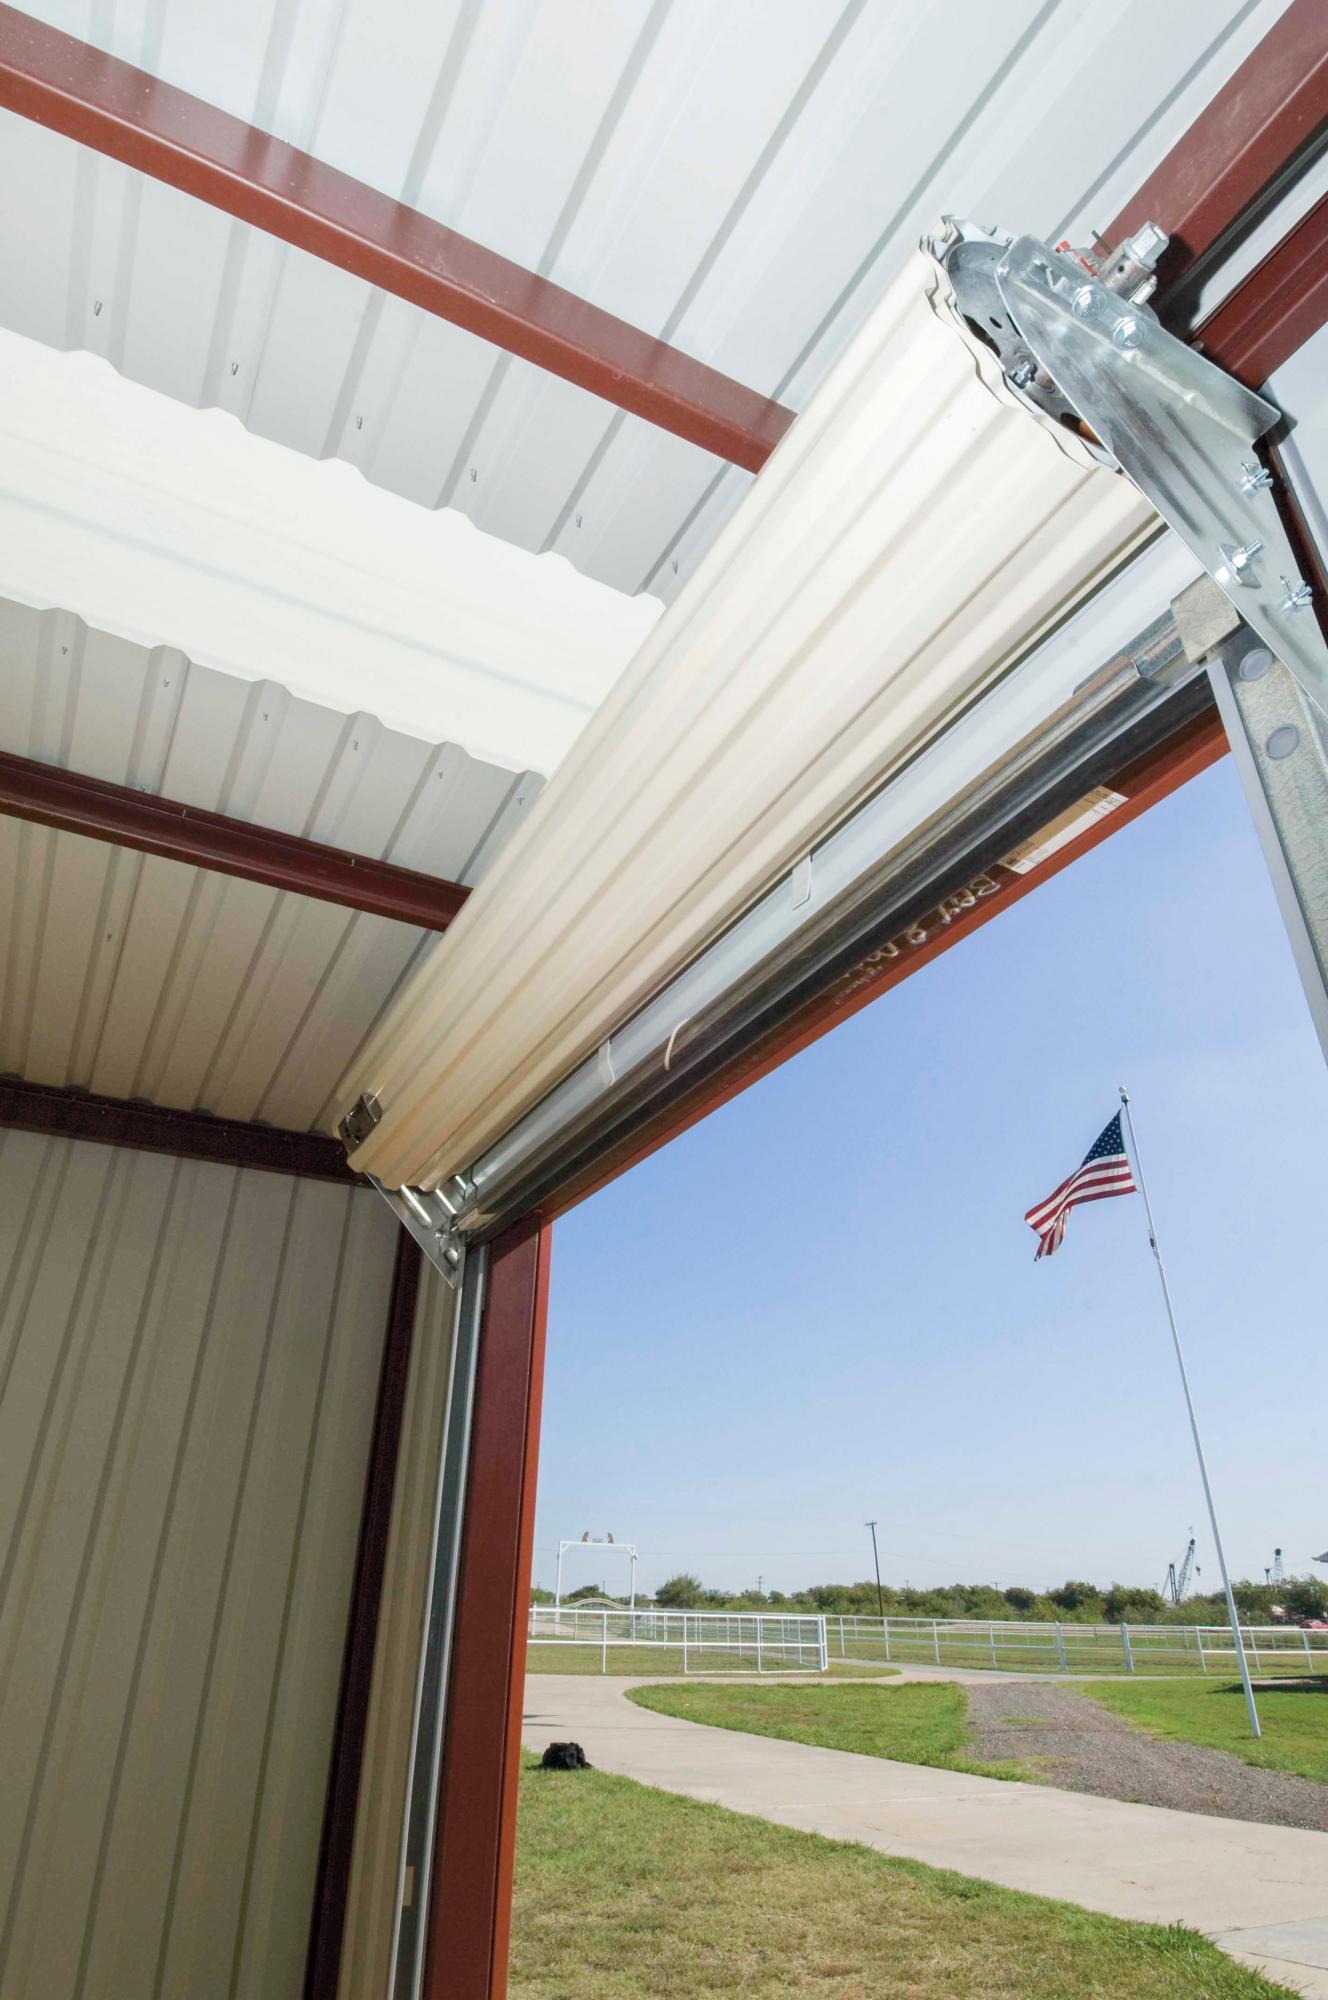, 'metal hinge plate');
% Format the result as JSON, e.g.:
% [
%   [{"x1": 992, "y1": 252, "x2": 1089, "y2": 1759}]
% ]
[{"x1": 938, "y1": 222, "x2": 1328, "y2": 723}]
